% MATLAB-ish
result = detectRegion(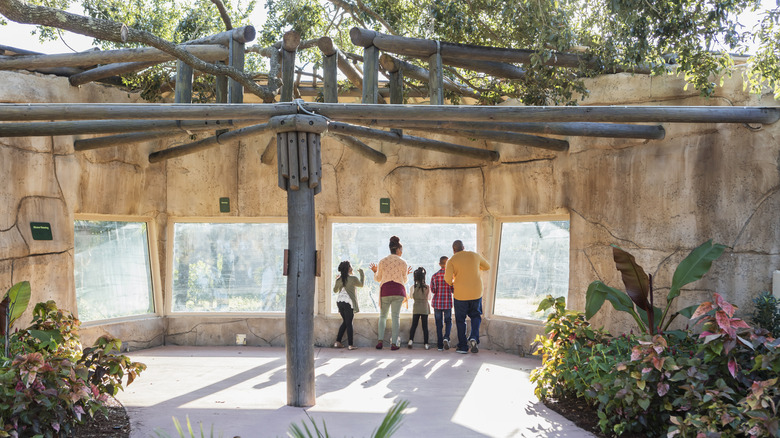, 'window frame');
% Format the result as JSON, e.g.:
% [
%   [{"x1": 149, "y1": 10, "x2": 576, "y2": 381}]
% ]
[
  {"x1": 488, "y1": 214, "x2": 571, "y2": 324},
  {"x1": 73, "y1": 214, "x2": 163, "y2": 326},
  {"x1": 165, "y1": 216, "x2": 289, "y2": 317},
  {"x1": 325, "y1": 216, "x2": 483, "y2": 317}
]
